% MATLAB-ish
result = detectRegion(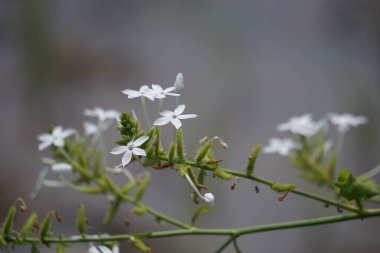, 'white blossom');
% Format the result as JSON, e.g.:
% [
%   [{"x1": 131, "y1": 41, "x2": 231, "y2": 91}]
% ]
[
  {"x1": 110, "y1": 136, "x2": 149, "y2": 167},
  {"x1": 87, "y1": 244, "x2": 119, "y2": 253},
  {"x1": 277, "y1": 114, "x2": 325, "y2": 137},
  {"x1": 328, "y1": 113, "x2": 368, "y2": 133},
  {"x1": 150, "y1": 84, "x2": 180, "y2": 99},
  {"x1": 263, "y1": 138, "x2": 301, "y2": 156},
  {"x1": 38, "y1": 126, "x2": 76, "y2": 151},
  {"x1": 153, "y1": 104, "x2": 197, "y2": 129},
  {"x1": 173, "y1": 73, "x2": 184, "y2": 92},
  {"x1": 122, "y1": 85, "x2": 155, "y2": 101},
  {"x1": 84, "y1": 107, "x2": 119, "y2": 121},
  {"x1": 83, "y1": 107, "x2": 119, "y2": 136},
  {"x1": 185, "y1": 173, "x2": 215, "y2": 206}
]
